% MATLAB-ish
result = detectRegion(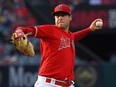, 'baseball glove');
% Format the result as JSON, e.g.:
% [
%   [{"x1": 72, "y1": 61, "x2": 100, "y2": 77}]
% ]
[{"x1": 11, "y1": 30, "x2": 35, "y2": 57}]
